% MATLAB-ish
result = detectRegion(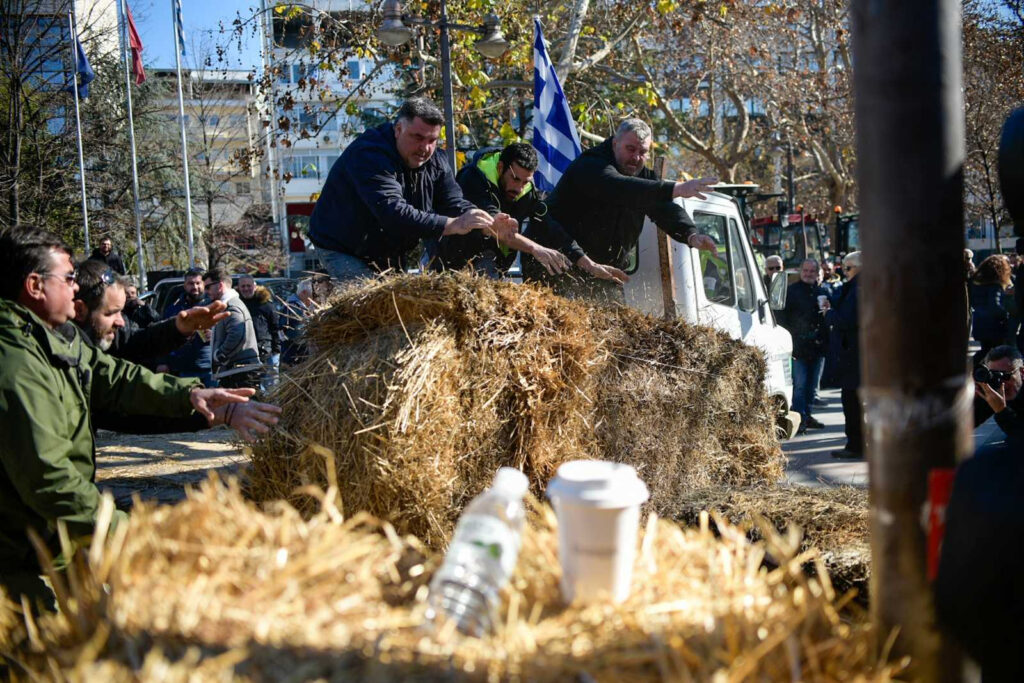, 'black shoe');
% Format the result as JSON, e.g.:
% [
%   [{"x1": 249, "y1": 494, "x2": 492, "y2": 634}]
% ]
[
  {"x1": 796, "y1": 424, "x2": 808, "y2": 435},
  {"x1": 830, "y1": 449, "x2": 863, "y2": 459},
  {"x1": 805, "y1": 416, "x2": 825, "y2": 429}
]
